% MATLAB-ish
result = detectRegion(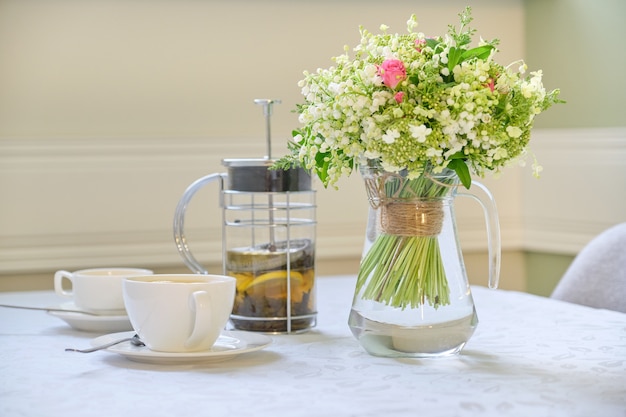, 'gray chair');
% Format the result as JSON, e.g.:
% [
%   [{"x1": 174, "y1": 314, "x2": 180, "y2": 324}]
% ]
[{"x1": 551, "y1": 223, "x2": 626, "y2": 313}]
